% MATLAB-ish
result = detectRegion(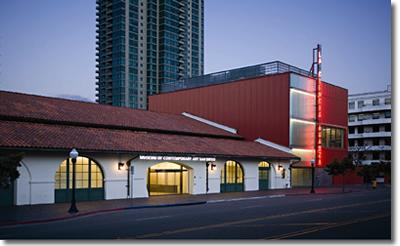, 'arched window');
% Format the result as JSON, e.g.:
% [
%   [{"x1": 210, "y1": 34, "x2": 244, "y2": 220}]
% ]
[
  {"x1": 220, "y1": 161, "x2": 244, "y2": 192},
  {"x1": 54, "y1": 157, "x2": 104, "y2": 202}
]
